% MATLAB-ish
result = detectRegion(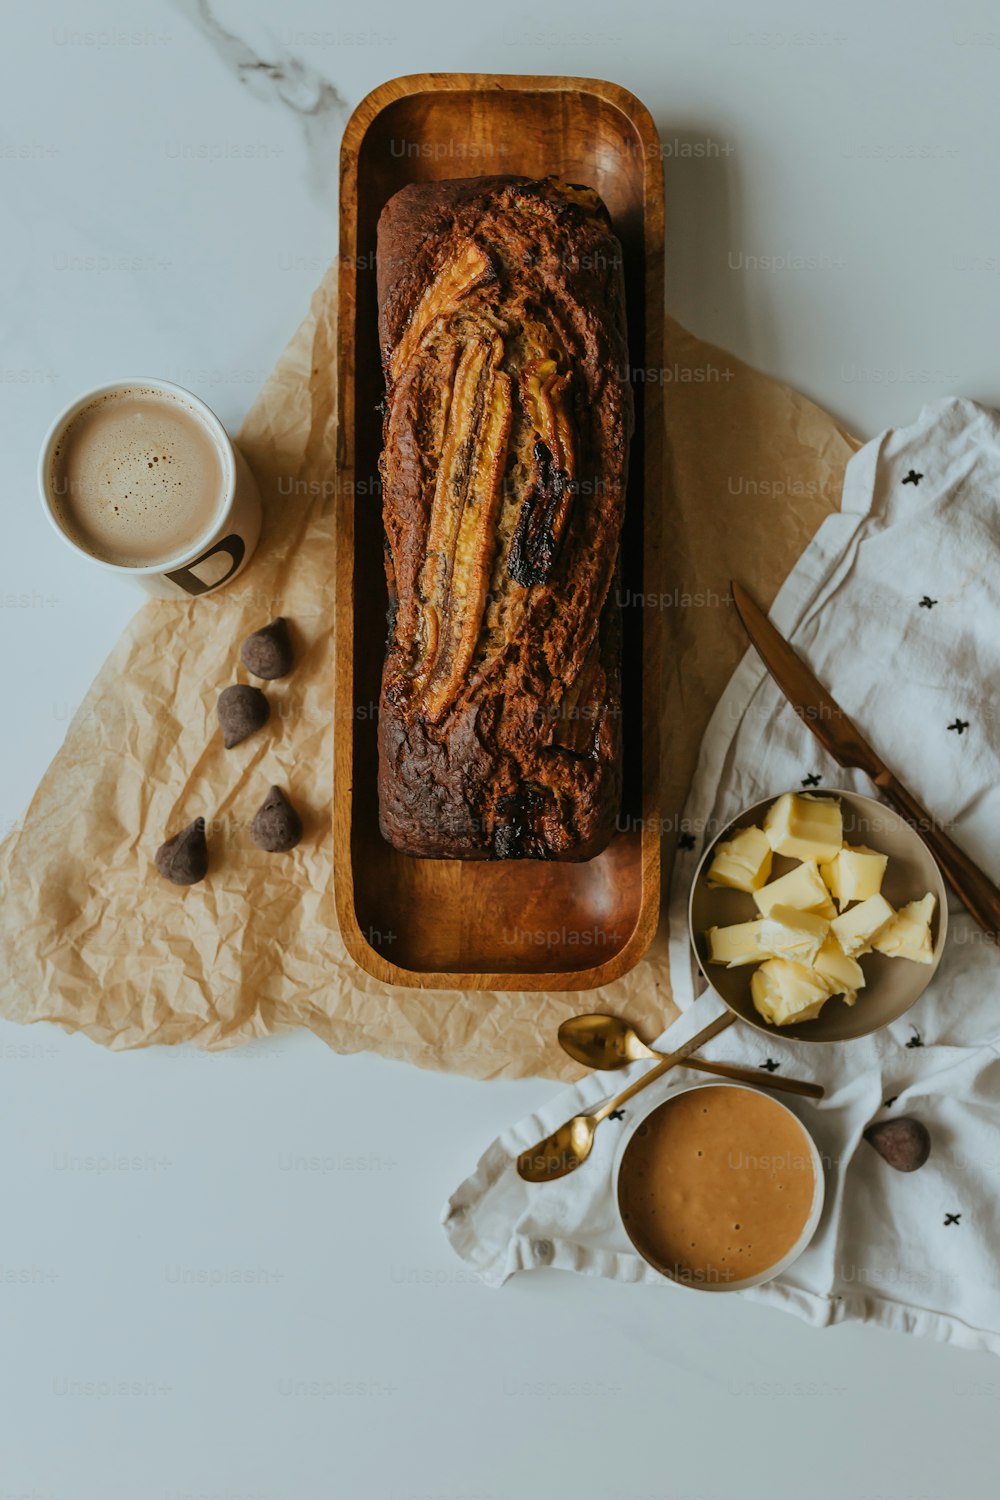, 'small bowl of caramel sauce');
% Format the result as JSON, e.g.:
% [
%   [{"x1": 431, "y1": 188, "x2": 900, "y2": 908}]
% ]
[{"x1": 617, "y1": 1082, "x2": 825, "y2": 1291}]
